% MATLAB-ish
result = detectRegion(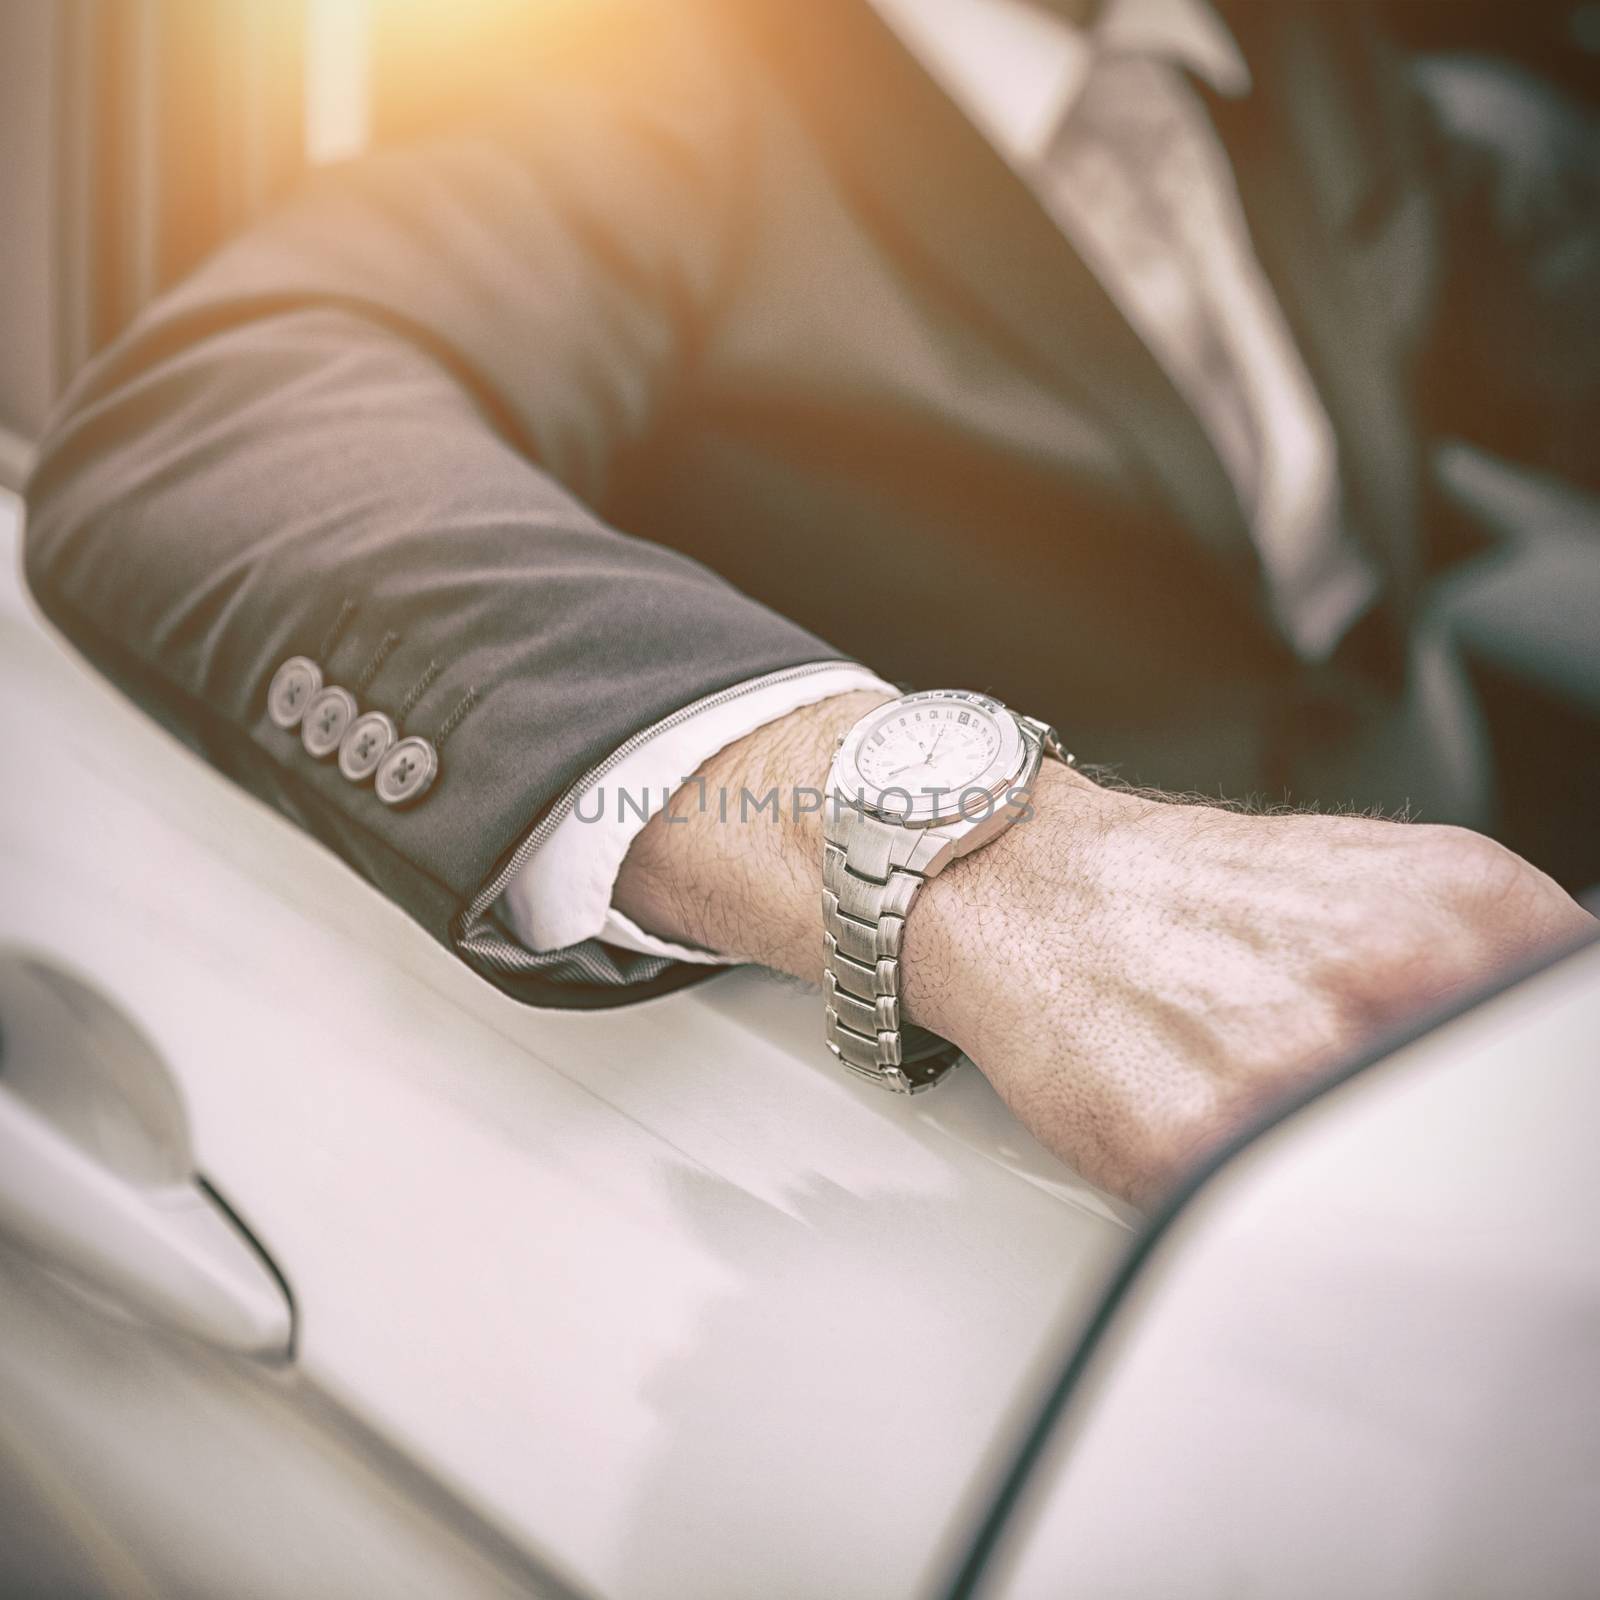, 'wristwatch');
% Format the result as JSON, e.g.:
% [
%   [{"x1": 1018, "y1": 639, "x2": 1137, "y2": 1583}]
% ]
[{"x1": 822, "y1": 689, "x2": 1073, "y2": 1093}]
